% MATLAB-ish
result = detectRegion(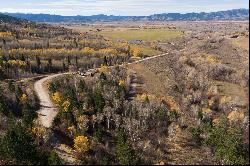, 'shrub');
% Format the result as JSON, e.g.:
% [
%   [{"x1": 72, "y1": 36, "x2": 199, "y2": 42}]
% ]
[
  {"x1": 168, "y1": 110, "x2": 179, "y2": 122},
  {"x1": 204, "y1": 116, "x2": 248, "y2": 165},
  {"x1": 189, "y1": 126, "x2": 202, "y2": 144},
  {"x1": 74, "y1": 136, "x2": 90, "y2": 154},
  {"x1": 48, "y1": 151, "x2": 62, "y2": 165}
]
